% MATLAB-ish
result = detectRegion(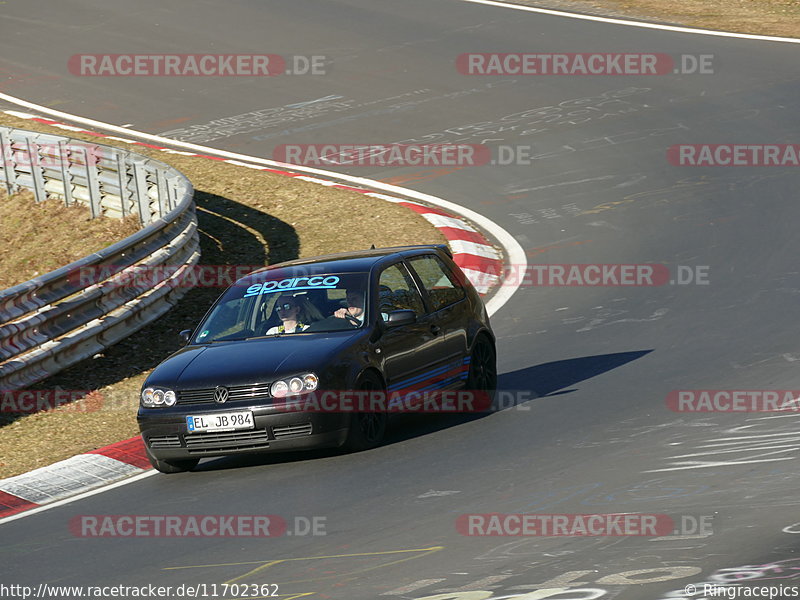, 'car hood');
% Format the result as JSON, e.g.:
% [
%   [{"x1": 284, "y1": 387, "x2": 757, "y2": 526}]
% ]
[{"x1": 146, "y1": 333, "x2": 359, "y2": 389}]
